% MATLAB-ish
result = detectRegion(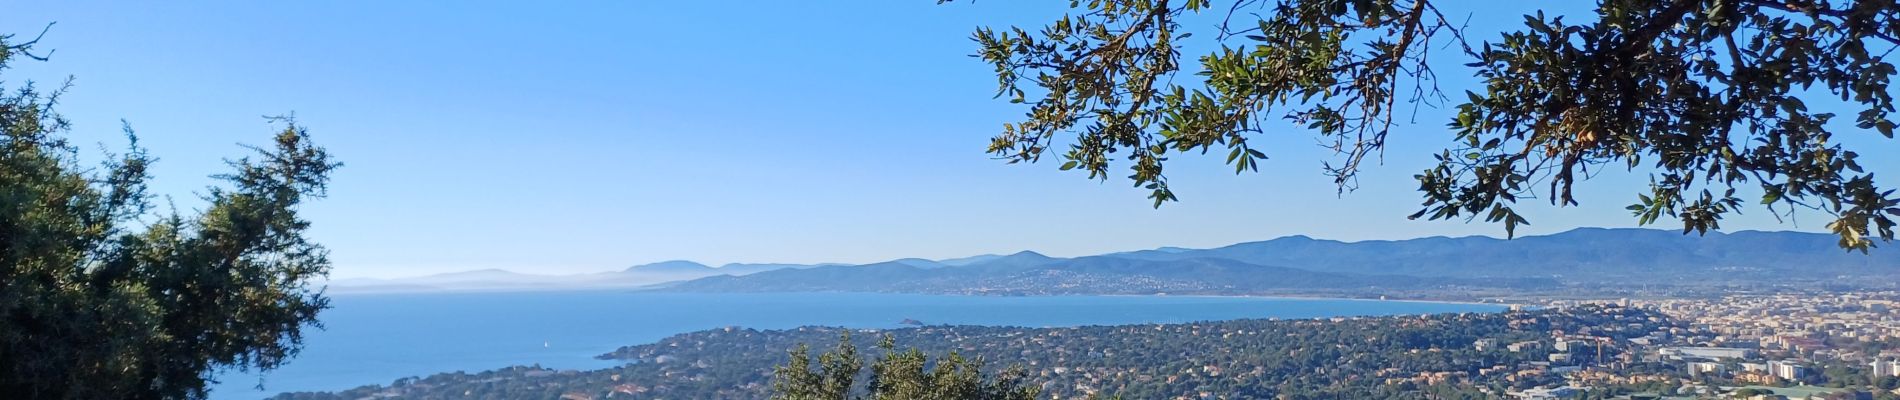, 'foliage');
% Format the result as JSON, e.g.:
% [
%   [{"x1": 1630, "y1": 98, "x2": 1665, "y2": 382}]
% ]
[
  {"x1": 954, "y1": 0, "x2": 1900, "y2": 250},
  {"x1": 288, "y1": 307, "x2": 1671, "y2": 399},
  {"x1": 771, "y1": 333, "x2": 1040, "y2": 400},
  {"x1": 0, "y1": 31, "x2": 338, "y2": 399},
  {"x1": 772, "y1": 333, "x2": 863, "y2": 400}
]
